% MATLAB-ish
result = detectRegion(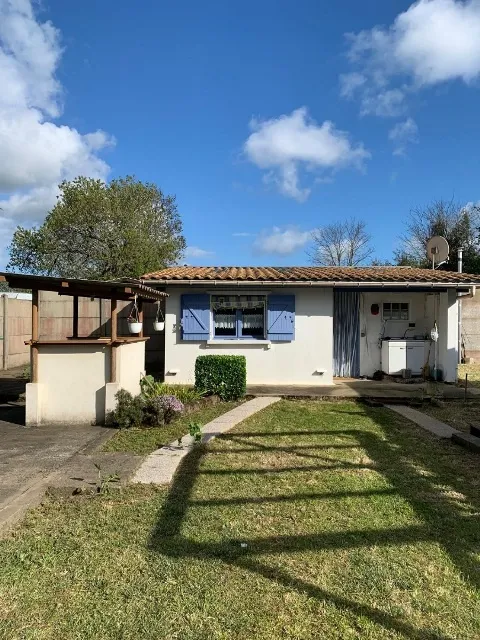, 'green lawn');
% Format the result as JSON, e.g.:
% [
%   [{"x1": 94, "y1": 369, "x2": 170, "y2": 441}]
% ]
[
  {"x1": 1, "y1": 400, "x2": 479, "y2": 639},
  {"x1": 102, "y1": 400, "x2": 242, "y2": 454}
]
